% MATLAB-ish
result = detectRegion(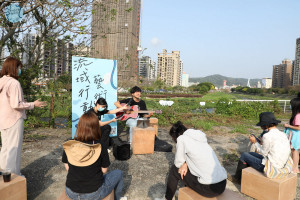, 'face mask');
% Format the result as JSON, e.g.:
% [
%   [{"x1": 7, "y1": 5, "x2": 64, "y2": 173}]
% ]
[
  {"x1": 18, "y1": 69, "x2": 21, "y2": 76},
  {"x1": 98, "y1": 107, "x2": 105, "y2": 112}
]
